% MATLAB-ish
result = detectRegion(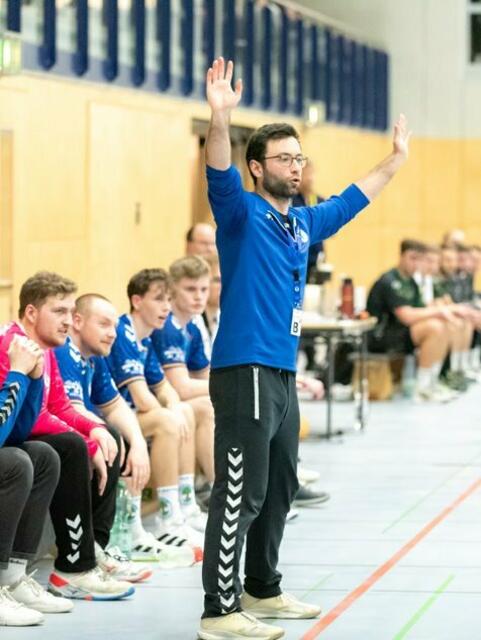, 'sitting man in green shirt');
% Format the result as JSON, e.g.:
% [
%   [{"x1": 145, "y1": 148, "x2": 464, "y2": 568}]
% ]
[{"x1": 367, "y1": 239, "x2": 456, "y2": 402}]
